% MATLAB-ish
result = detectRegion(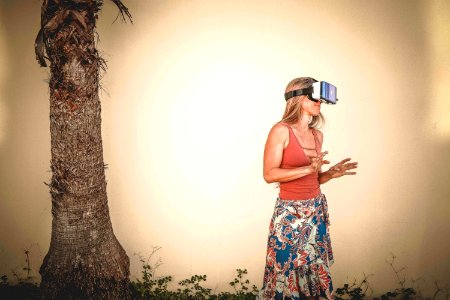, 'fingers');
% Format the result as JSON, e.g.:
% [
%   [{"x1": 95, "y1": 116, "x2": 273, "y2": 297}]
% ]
[
  {"x1": 309, "y1": 151, "x2": 328, "y2": 159},
  {"x1": 309, "y1": 156, "x2": 330, "y2": 167},
  {"x1": 339, "y1": 158, "x2": 352, "y2": 165},
  {"x1": 308, "y1": 153, "x2": 360, "y2": 176},
  {"x1": 308, "y1": 151, "x2": 328, "y2": 159},
  {"x1": 307, "y1": 157, "x2": 328, "y2": 173},
  {"x1": 340, "y1": 159, "x2": 358, "y2": 170},
  {"x1": 343, "y1": 163, "x2": 358, "y2": 170},
  {"x1": 339, "y1": 158, "x2": 359, "y2": 164}
]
